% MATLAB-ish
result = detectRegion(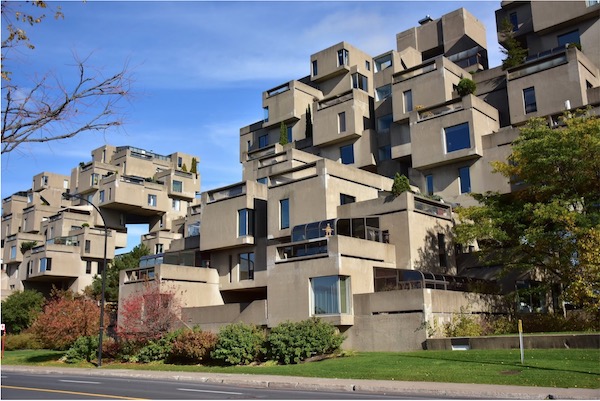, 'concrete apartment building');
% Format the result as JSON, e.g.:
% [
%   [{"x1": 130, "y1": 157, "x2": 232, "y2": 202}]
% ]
[{"x1": 3, "y1": 1, "x2": 599, "y2": 350}]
